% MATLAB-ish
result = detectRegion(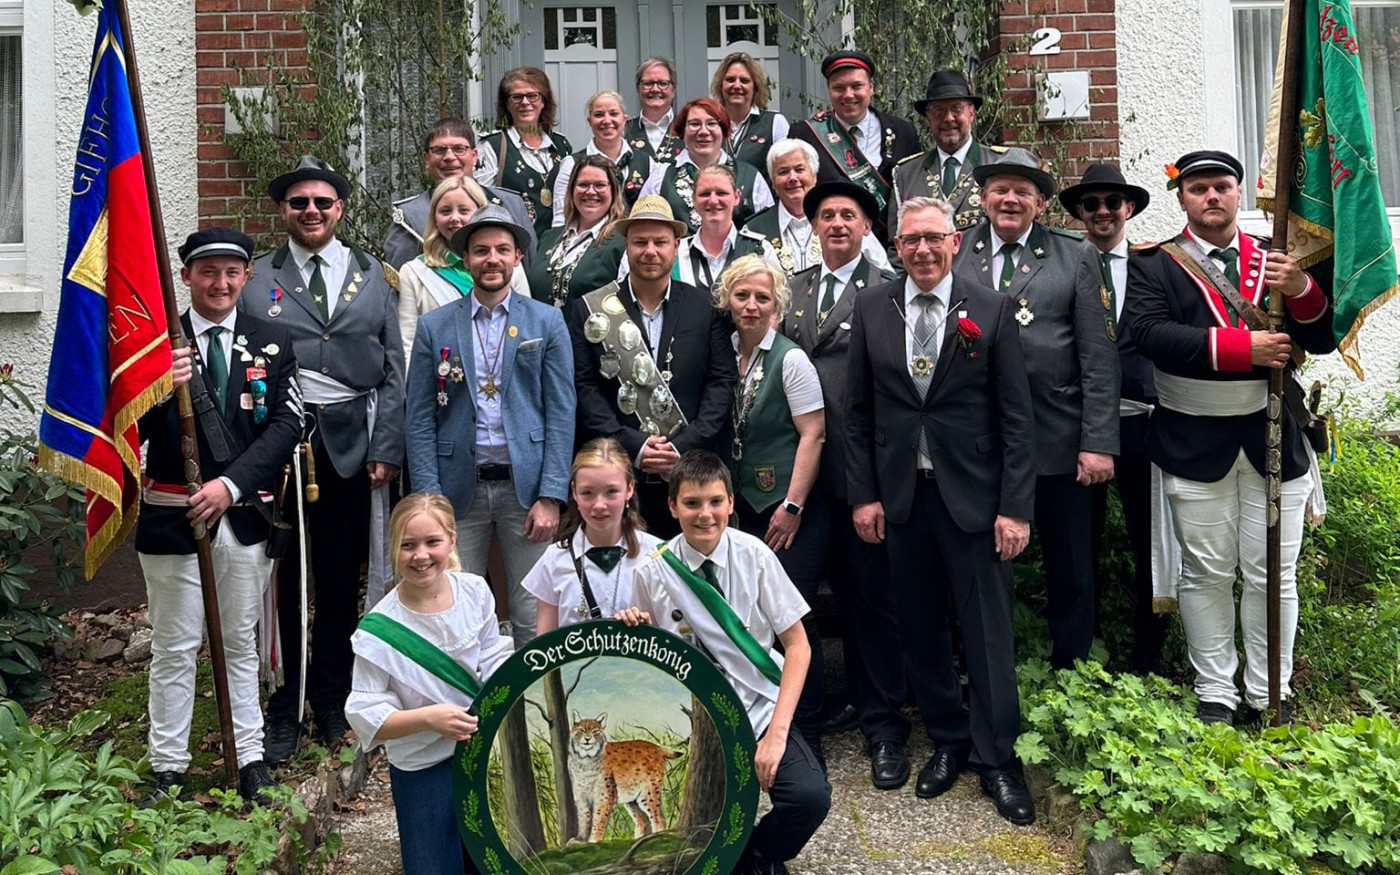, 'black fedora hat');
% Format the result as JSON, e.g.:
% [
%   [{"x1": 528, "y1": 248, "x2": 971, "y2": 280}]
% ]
[
  {"x1": 913, "y1": 70, "x2": 983, "y2": 115},
  {"x1": 972, "y1": 147, "x2": 1057, "y2": 198},
  {"x1": 802, "y1": 180, "x2": 880, "y2": 222},
  {"x1": 448, "y1": 204, "x2": 533, "y2": 256},
  {"x1": 268, "y1": 155, "x2": 352, "y2": 203},
  {"x1": 1058, "y1": 163, "x2": 1150, "y2": 215}
]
